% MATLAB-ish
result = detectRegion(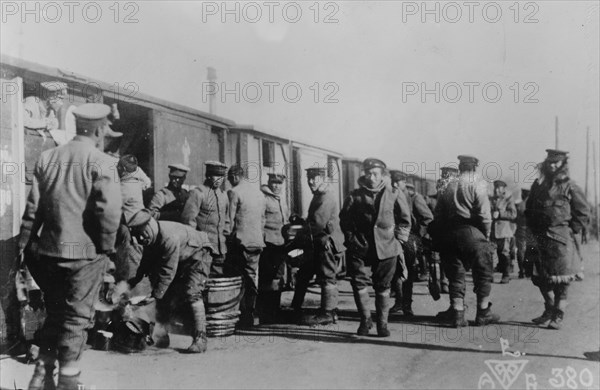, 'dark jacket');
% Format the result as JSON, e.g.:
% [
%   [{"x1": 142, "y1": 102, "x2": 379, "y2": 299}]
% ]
[
  {"x1": 18, "y1": 136, "x2": 122, "y2": 259},
  {"x1": 261, "y1": 184, "x2": 289, "y2": 246},
  {"x1": 307, "y1": 184, "x2": 345, "y2": 253},
  {"x1": 181, "y1": 182, "x2": 230, "y2": 256},
  {"x1": 340, "y1": 177, "x2": 411, "y2": 260},
  {"x1": 525, "y1": 172, "x2": 589, "y2": 243},
  {"x1": 148, "y1": 186, "x2": 190, "y2": 222},
  {"x1": 137, "y1": 222, "x2": 214, "y2": 299},
  {"x1": 408, "y1": 191, "x2": 434, "y2": 237}
]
